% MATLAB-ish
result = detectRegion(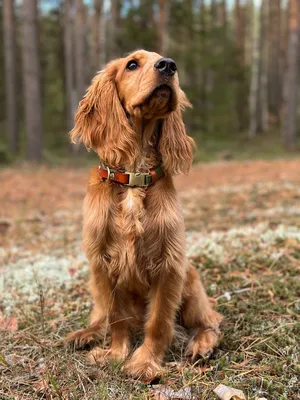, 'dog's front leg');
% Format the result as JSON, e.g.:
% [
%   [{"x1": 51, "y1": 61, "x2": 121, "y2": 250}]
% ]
[
  {"x1": 66, "y1": 261, "x2": 131, "y2": 363},
  {"x1": 125, "y1": 265, "x2": 184, "y2": 379},
  {"x1": 88, "y1": 270, "x2": 131, "y2": 364}
]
